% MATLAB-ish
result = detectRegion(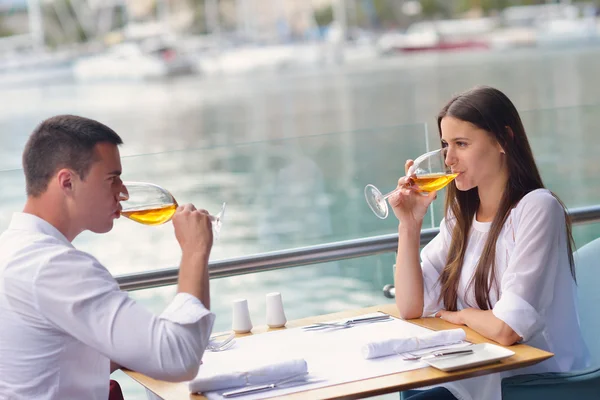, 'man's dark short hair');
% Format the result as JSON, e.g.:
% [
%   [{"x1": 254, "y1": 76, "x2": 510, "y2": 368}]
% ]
[{"x1": 23, "y1": 115, "x2": 123, "y2": 197}]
